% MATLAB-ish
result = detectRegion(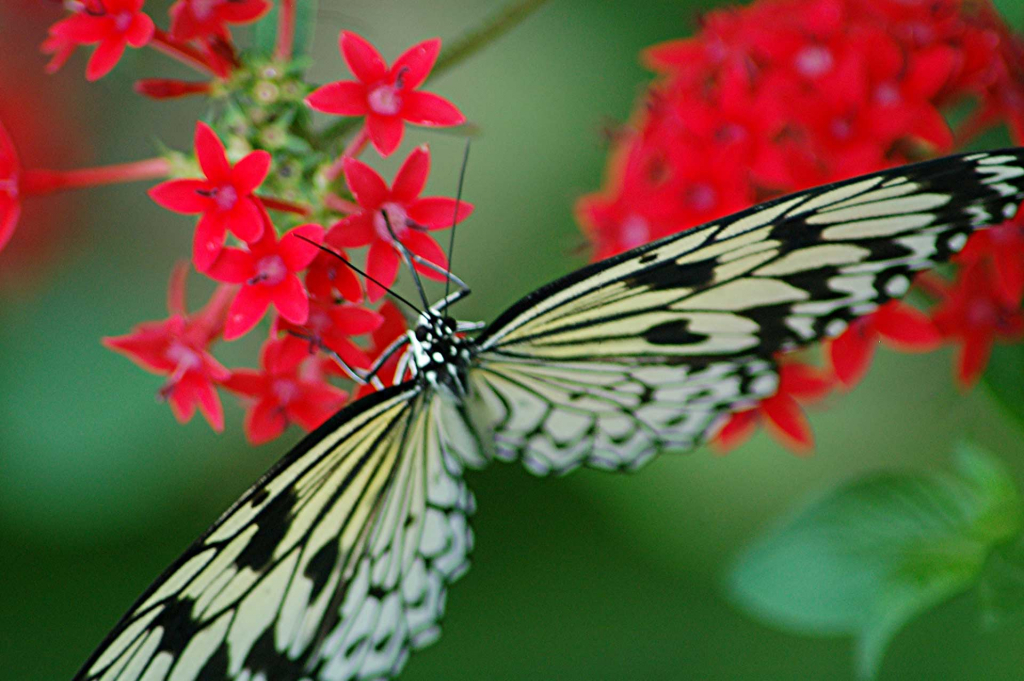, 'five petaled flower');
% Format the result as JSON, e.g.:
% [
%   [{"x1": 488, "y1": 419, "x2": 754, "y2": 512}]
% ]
[
  {"x1": 149, "y1": 122, "x2": 270, "y2": 272},
  {"x1": 104, "y1": 263, "x2": 232, "y2": 430},
  {"x1": 169, "y1": 0, "x2": 270, "y2": 42},
  {"x1": 827, "y1": 301, "x2": 942, "y2": 389},
  {"x1": 223, "y1": 335, "x2": 348, "y2": 444},
  {"x1": 44, "y1": 0, "x2": 155, "y2": 81},
  {"x1": 713, "y1": 361, "x2": 834, "y2": 456},
  {"x1": 331, "y1": 145, "x2": 473, "y2": 301},
  {"x1": 306, "y1": 31, "x2": 465, "y2": 156},
  {"x1": 208, "y1": 222, "x2": 324, "y2": 340}
]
